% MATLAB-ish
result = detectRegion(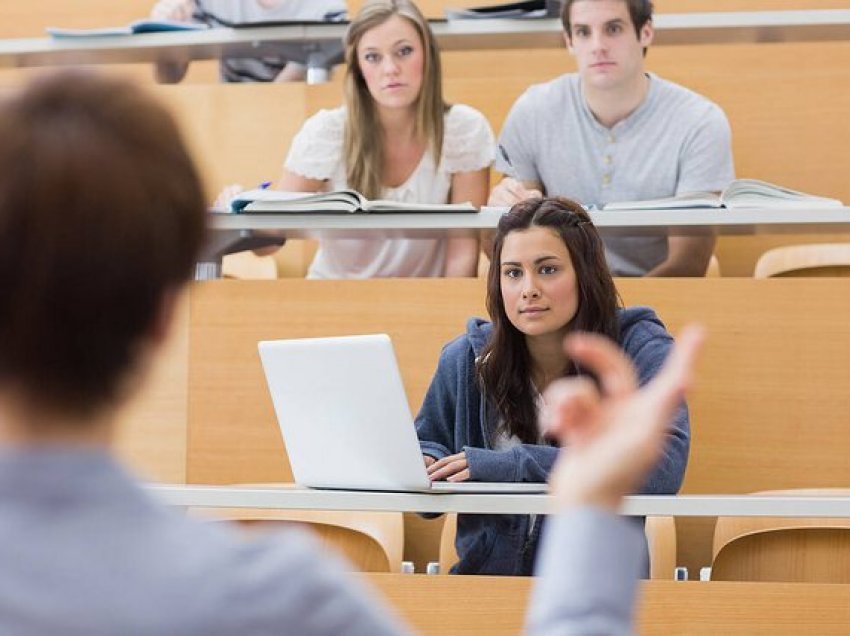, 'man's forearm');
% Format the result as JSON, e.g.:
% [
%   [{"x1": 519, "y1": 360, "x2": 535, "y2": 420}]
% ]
[{"x1": 646, "y1": 236, "x2": 715, "y2": 277}]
